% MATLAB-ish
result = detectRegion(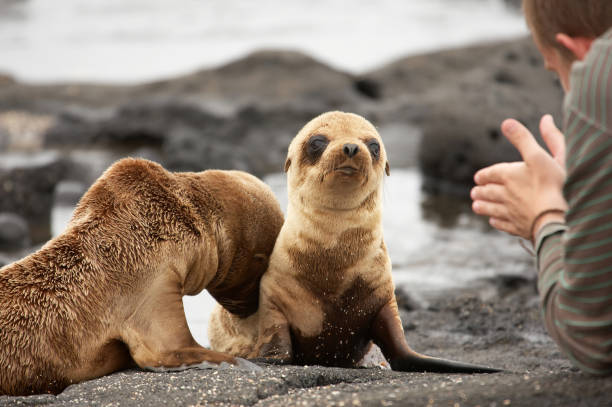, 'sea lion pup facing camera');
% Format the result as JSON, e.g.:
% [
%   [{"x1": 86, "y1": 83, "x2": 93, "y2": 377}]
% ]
[
  {"x1": 0, "y1": 158, "x2": 284, "y2": 396},
  {"x1": 209, "y1": 111, "x2": 500, "y2": 373}
]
